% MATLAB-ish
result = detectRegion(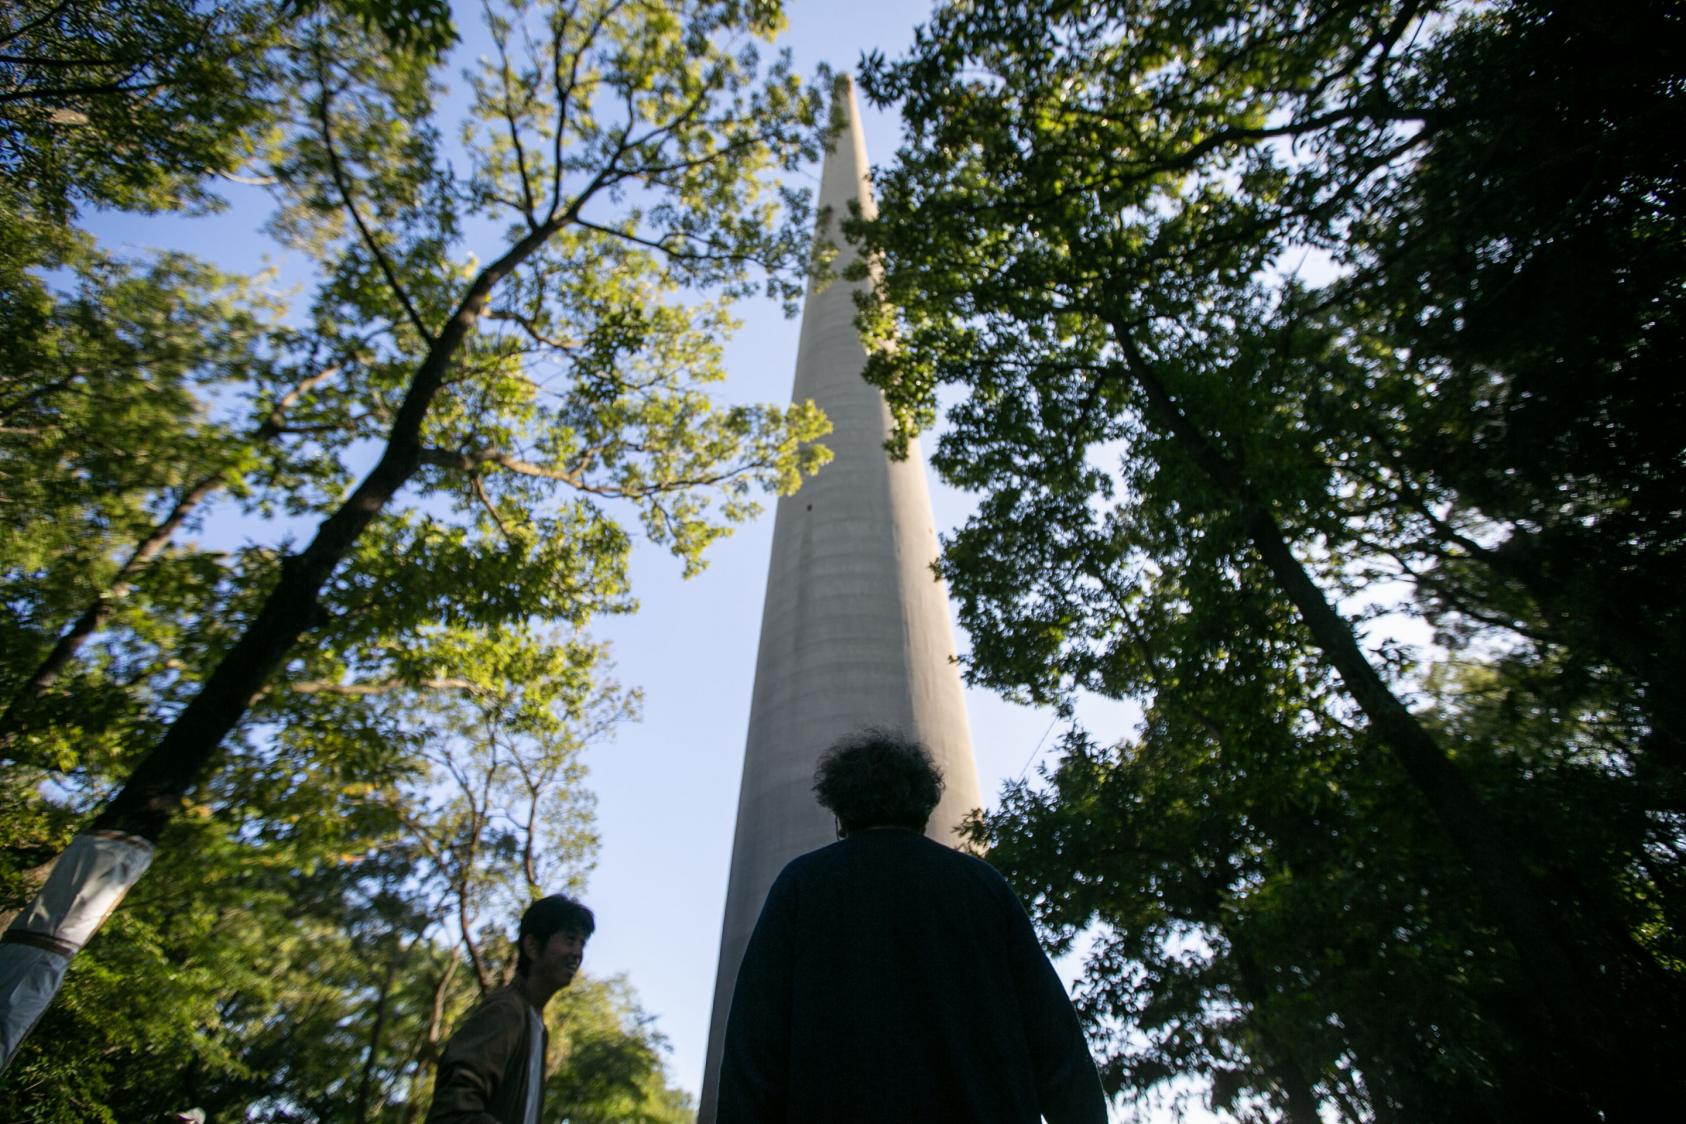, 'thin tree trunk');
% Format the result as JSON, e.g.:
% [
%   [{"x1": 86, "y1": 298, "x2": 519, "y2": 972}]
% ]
[
  {"x1": 1228, "y1": 943, "x2": 1320, "y2": 1116},
  {"x1": 427, "y1": 951, "x2": 460, "y2": 1056},
  {"x1": 1196, "y1": 863, "x2": 1321, "y2": 1124},
  {"x1": 521, "y1": 782, "x2": 542, "y2": 899},
  {"x1": 457, "y1": 895, "x2": 491, "y2": 994},
  {"x1": 398, "y1": 951, "x2": 462, "y2": 1123},
  {"x1": 354, "y1": 933, "x2": 407, "y2": 1124}
]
